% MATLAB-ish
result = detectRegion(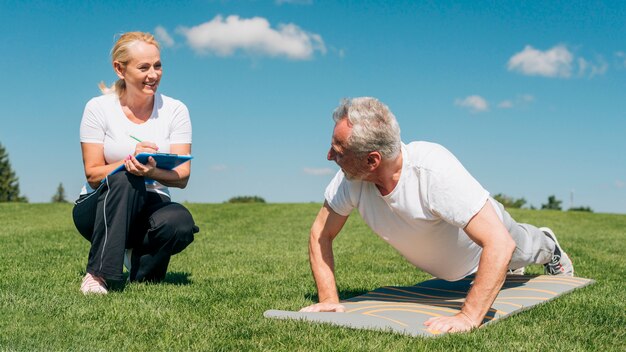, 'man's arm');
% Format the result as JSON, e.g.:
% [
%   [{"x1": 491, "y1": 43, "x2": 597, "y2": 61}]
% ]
[
  {"x1": 424, "y1": 199, "x2": 516, "y2": 333},
  {"x1": 300, "y1": 201, "x2": 349, "y2": 312}
]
